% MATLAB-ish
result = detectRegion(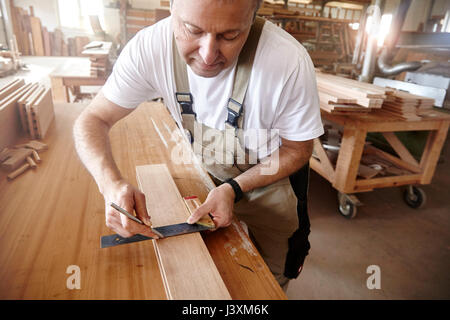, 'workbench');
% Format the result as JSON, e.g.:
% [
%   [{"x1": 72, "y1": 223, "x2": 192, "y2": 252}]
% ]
[
  {"x1": 49, "y1": 57, "x2": 106, "y2": 103},
  {"x1": 311, "y1": 110, "x2": 450, "y2": 218},
  {"x1": 0, "y1": 102, "x2": 286, "y2": 299}
]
